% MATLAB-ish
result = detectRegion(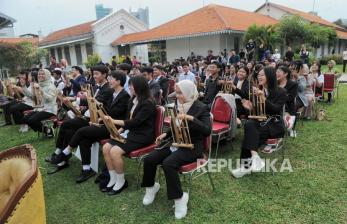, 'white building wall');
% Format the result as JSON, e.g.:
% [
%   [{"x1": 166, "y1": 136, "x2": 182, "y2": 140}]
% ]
[
  {"x1": 130, "y1": 44, "x2": 148, "y2": 64},
  {"x1": 92, "y1": 9, "x2": 148, "y2": 63},
  {"x1": 166, "y1": 35, "x2": 221, "y2": 62},
  {"x1": 69, "y1": 45, "x2": 77, "y2": 65},
  {"x1": 80, "y1": 43, "x2": 88, "y2": 64},
  {"x1": 256, "y1": 5, "x2": 288, "y2": 20}
]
